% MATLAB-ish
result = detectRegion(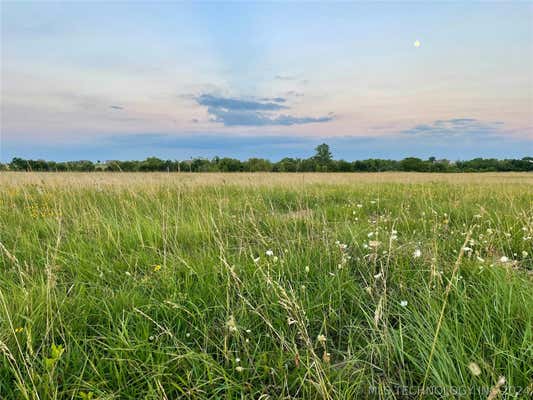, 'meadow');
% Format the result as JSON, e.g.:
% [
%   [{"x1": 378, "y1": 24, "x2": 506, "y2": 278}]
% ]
[{"x1": 1, "y1": 172, "x2": 531, "y2": 399}]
